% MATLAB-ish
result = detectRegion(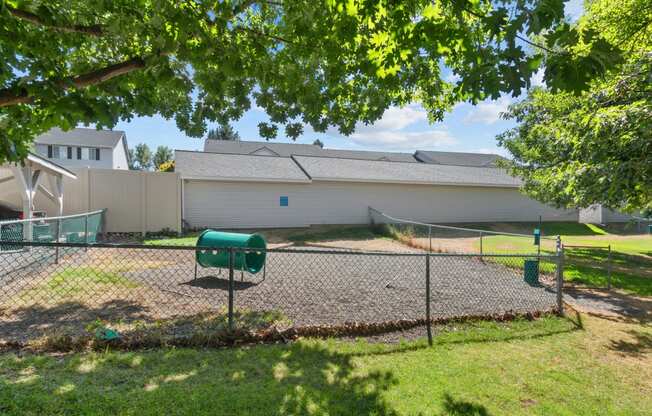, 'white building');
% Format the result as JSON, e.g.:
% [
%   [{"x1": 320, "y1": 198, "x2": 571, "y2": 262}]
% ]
[
  {"x1": 33, "y1": 128, "x2": 130, "y2": 170},
  {"x1": 176, "y1": 141, "x2": 578, "y2": 229}
]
